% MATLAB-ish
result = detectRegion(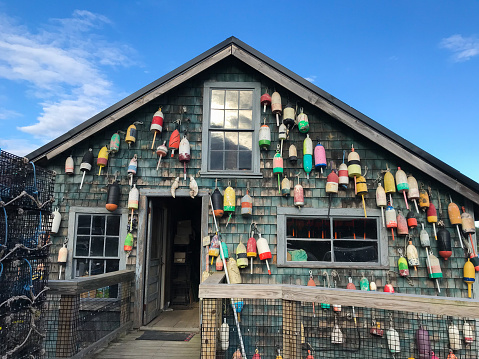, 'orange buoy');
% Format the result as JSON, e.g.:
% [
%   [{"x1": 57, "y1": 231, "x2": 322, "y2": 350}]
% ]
[
  {"x1": 169, "y1": 129, "x2": 180, "y2": 157},
  {"x1": 307, "y1": 270, "x2": 317, "y2": 317}
]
